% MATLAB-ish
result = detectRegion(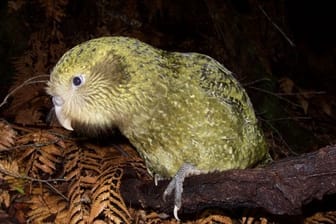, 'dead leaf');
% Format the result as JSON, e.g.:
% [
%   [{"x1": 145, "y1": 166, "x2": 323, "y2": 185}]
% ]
[
  {"x1": 279, "y1": 77, "x2": 295, "y2": 94},
  {"x1": 0, "y1": 120, "x2": 16, "y2": 151}
]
